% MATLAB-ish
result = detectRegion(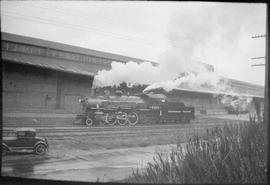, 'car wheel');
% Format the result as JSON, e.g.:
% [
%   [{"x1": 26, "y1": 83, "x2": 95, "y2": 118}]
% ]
[{"x1": 35, "y1": 144, "x2": 47, "y2": 155}]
